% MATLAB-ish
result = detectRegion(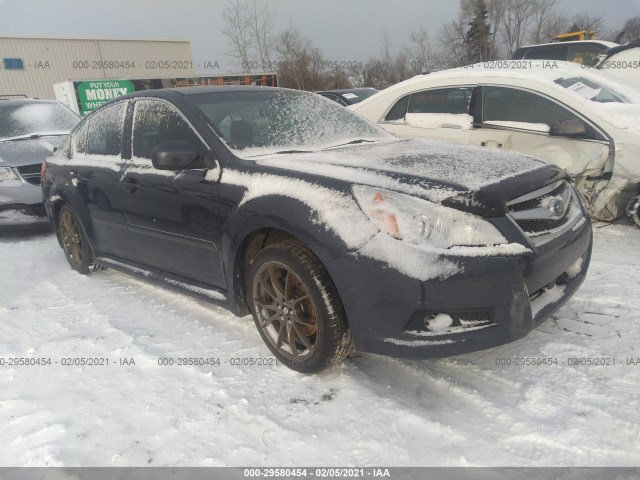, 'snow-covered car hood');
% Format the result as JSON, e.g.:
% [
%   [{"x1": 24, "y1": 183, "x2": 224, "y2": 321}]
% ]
[
  {"x1": 250, "y1": 139, "x2": 557, "y2": 215},
  {"x1": 0, "y1": 136, "x2": 67, "y2": 167}
]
